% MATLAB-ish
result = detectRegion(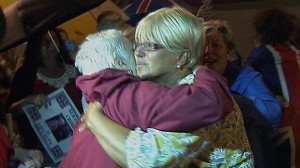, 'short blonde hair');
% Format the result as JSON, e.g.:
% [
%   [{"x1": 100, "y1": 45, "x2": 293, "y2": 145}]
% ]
[
  {"x1": 135, "y1": 6, "x2": 205, "y2": 68},
  {"x1": 75, "y1": 29, "x2": 136, "y2": 75},
  {"x1": 203, "y1": 18, "x2": 235, "y2": 50}
]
